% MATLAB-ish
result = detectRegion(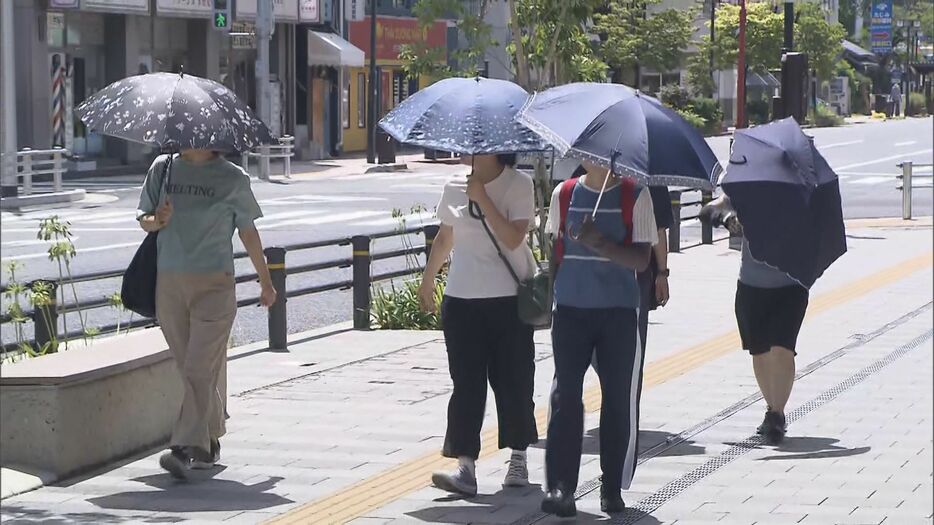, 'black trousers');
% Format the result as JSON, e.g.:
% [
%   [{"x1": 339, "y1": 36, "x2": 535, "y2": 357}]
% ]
[
  {"x1": 440, "y1": 296, "x2": 539, "y2": 460},
  {"x1": 547, "y1": 306, "x2": 642, "y2": 493}
]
